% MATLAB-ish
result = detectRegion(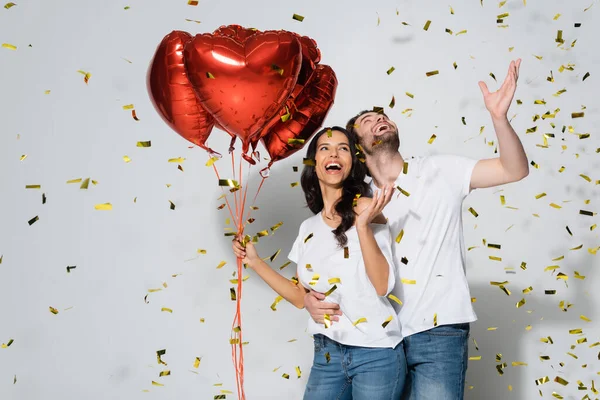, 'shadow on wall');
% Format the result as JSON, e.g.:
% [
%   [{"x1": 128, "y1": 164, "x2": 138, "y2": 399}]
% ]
[{"x1": 465, "y1": 246, "x2": 596, "y2": 400}]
